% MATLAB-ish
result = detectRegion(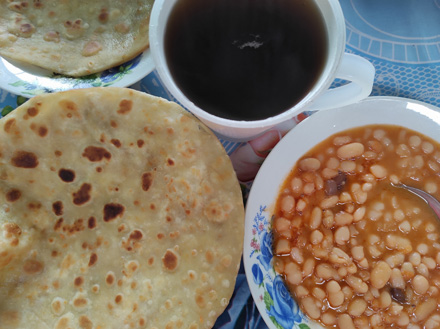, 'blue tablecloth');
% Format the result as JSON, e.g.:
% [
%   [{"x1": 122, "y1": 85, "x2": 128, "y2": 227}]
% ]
[{"x1": 0, "y1": 0, "x2": 439, "y2": 328}]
